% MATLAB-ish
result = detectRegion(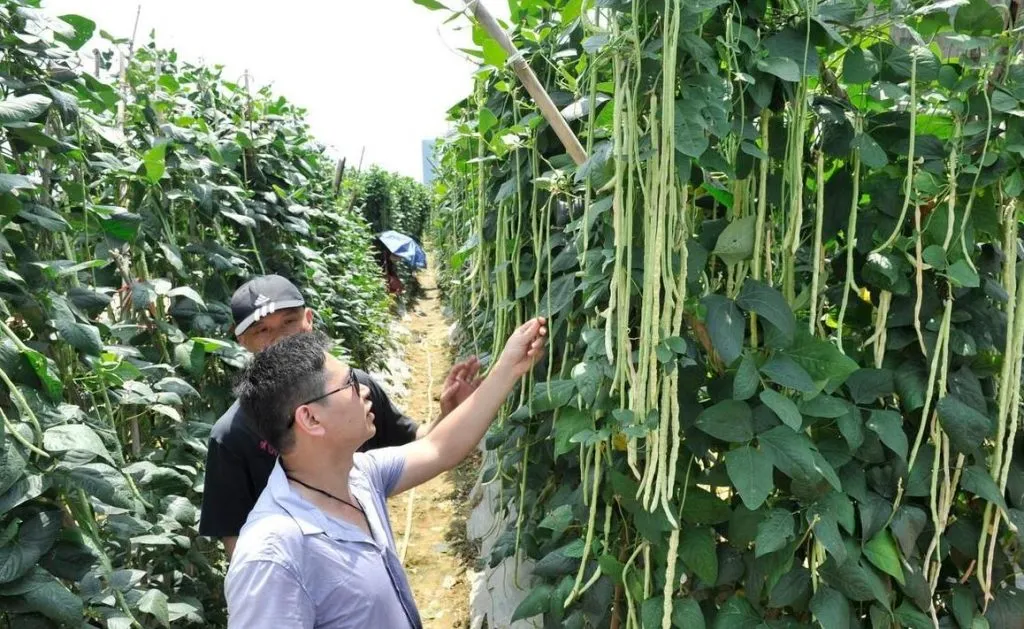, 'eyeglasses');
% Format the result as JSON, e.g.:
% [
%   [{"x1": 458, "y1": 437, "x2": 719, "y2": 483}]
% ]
[{"x1": 287, "y1": 368, "x2": 359, "y2": 428}]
